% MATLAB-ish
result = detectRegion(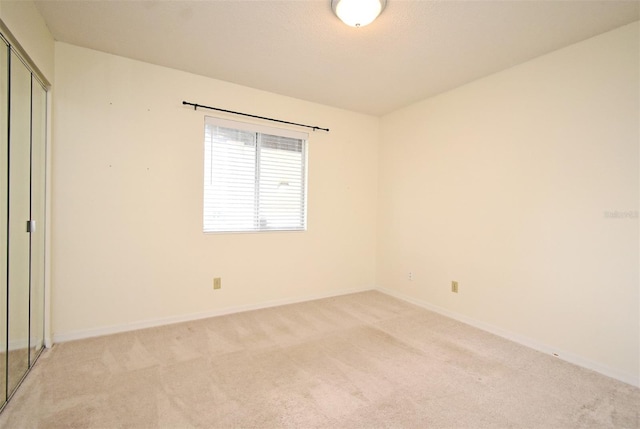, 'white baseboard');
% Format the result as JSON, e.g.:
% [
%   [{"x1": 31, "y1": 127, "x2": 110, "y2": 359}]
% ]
[
  {"x1": 376, "y1": 286, "x2": 639, "y2": 388},
  {"x1": 51, "y1": 285, "x2": 639, "y2": 388},
  {"x1": 52, "y1": 286, "x2": 372, "y2": 344}
]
